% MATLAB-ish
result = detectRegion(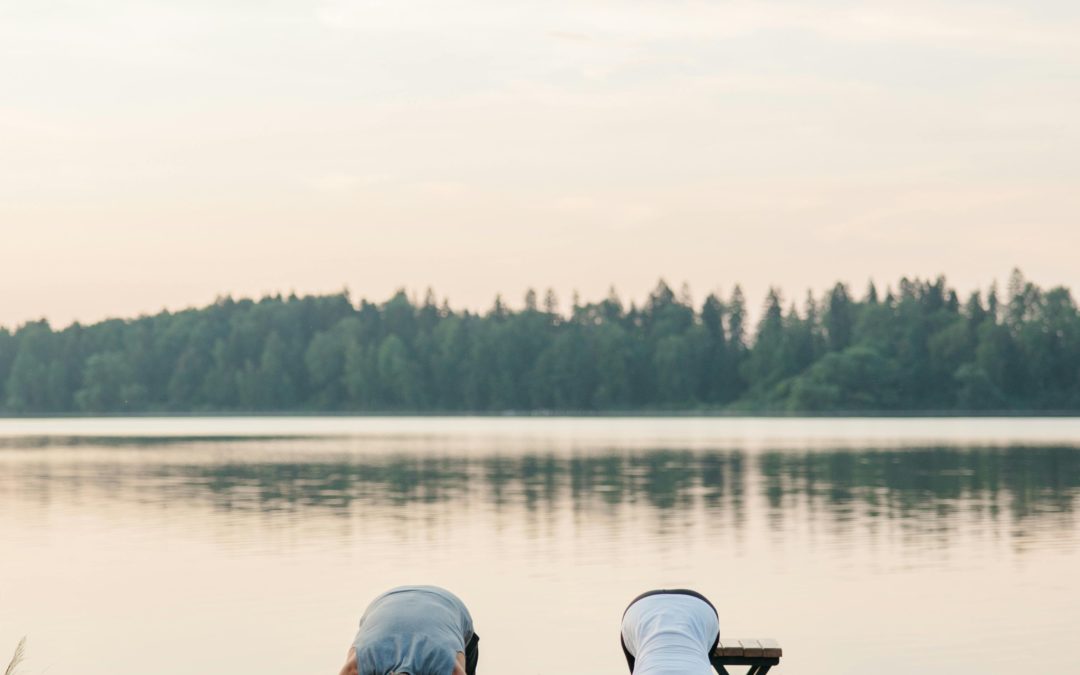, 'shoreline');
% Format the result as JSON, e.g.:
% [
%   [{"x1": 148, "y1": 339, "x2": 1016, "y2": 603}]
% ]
[{"x1": 1, "y1": 410, "x2": 1080, "y2": 419}]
